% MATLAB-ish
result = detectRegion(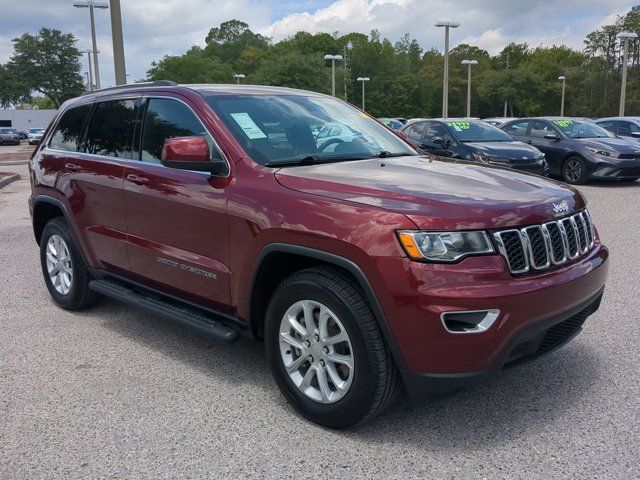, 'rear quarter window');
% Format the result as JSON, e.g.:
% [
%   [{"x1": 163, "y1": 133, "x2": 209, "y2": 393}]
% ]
[{"x1": 49, "y1": 105, "x2": 91, "y2": 152}]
